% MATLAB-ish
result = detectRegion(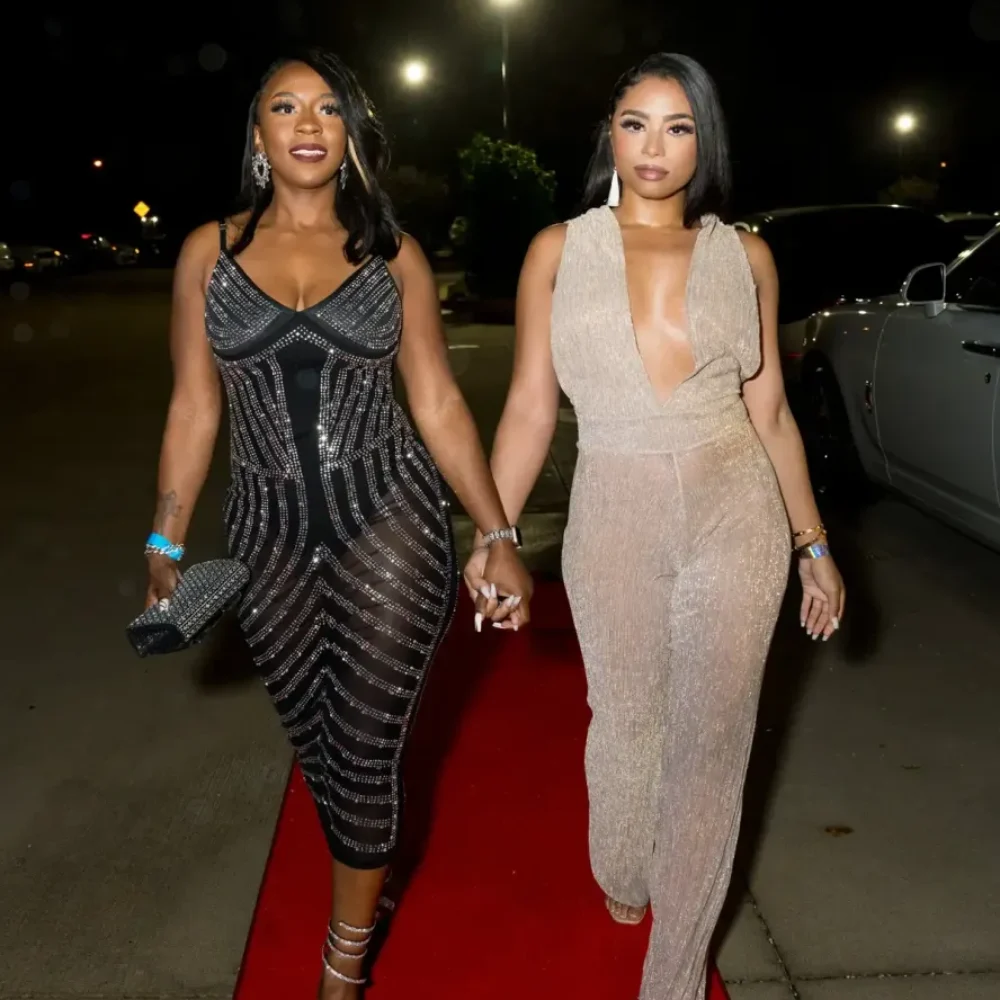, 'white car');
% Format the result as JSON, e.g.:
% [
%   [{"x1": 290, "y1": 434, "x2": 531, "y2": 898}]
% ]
[
  {"x1": 799, "y1": 227, "x2": 1000, "y2": 549},
  {"x1": 734, "y1": 205, "x2": 959, "y2": 384}
]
